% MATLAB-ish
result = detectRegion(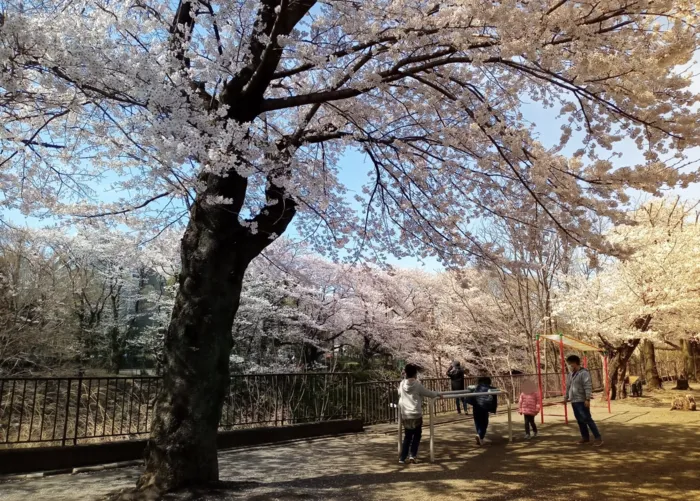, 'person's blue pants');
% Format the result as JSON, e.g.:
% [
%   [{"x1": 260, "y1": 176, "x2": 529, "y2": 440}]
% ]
[
  {"x1": 400, "y1": 422, "x2": 422, "y2": 461},
  {"x1": 571, "y1": 402, "x2": 601, "y2": 440},
  {"x1": 473, "y1": 407, "x2": 489, "y2": 439}
]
